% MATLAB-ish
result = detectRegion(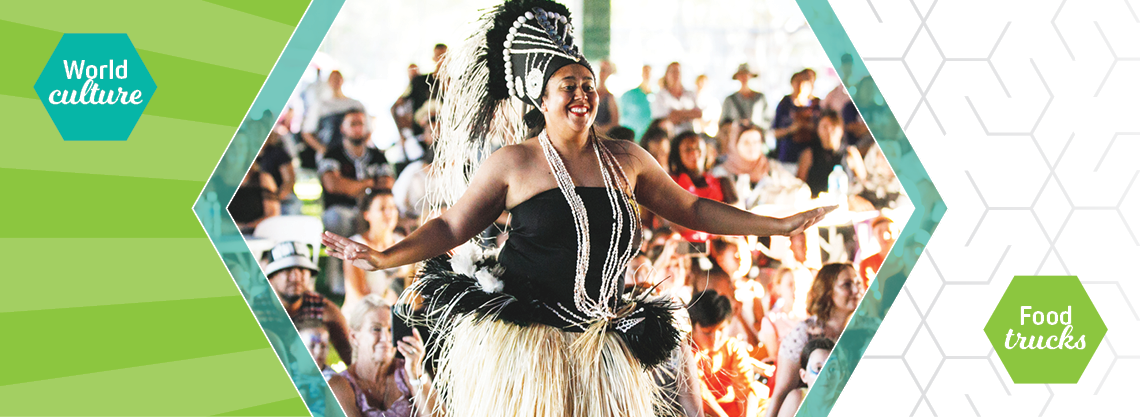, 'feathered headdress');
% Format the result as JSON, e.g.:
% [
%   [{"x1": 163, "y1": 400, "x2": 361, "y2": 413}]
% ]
[{"x1": 426, "y1": 0, "x2": 591, "y2": 223}]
